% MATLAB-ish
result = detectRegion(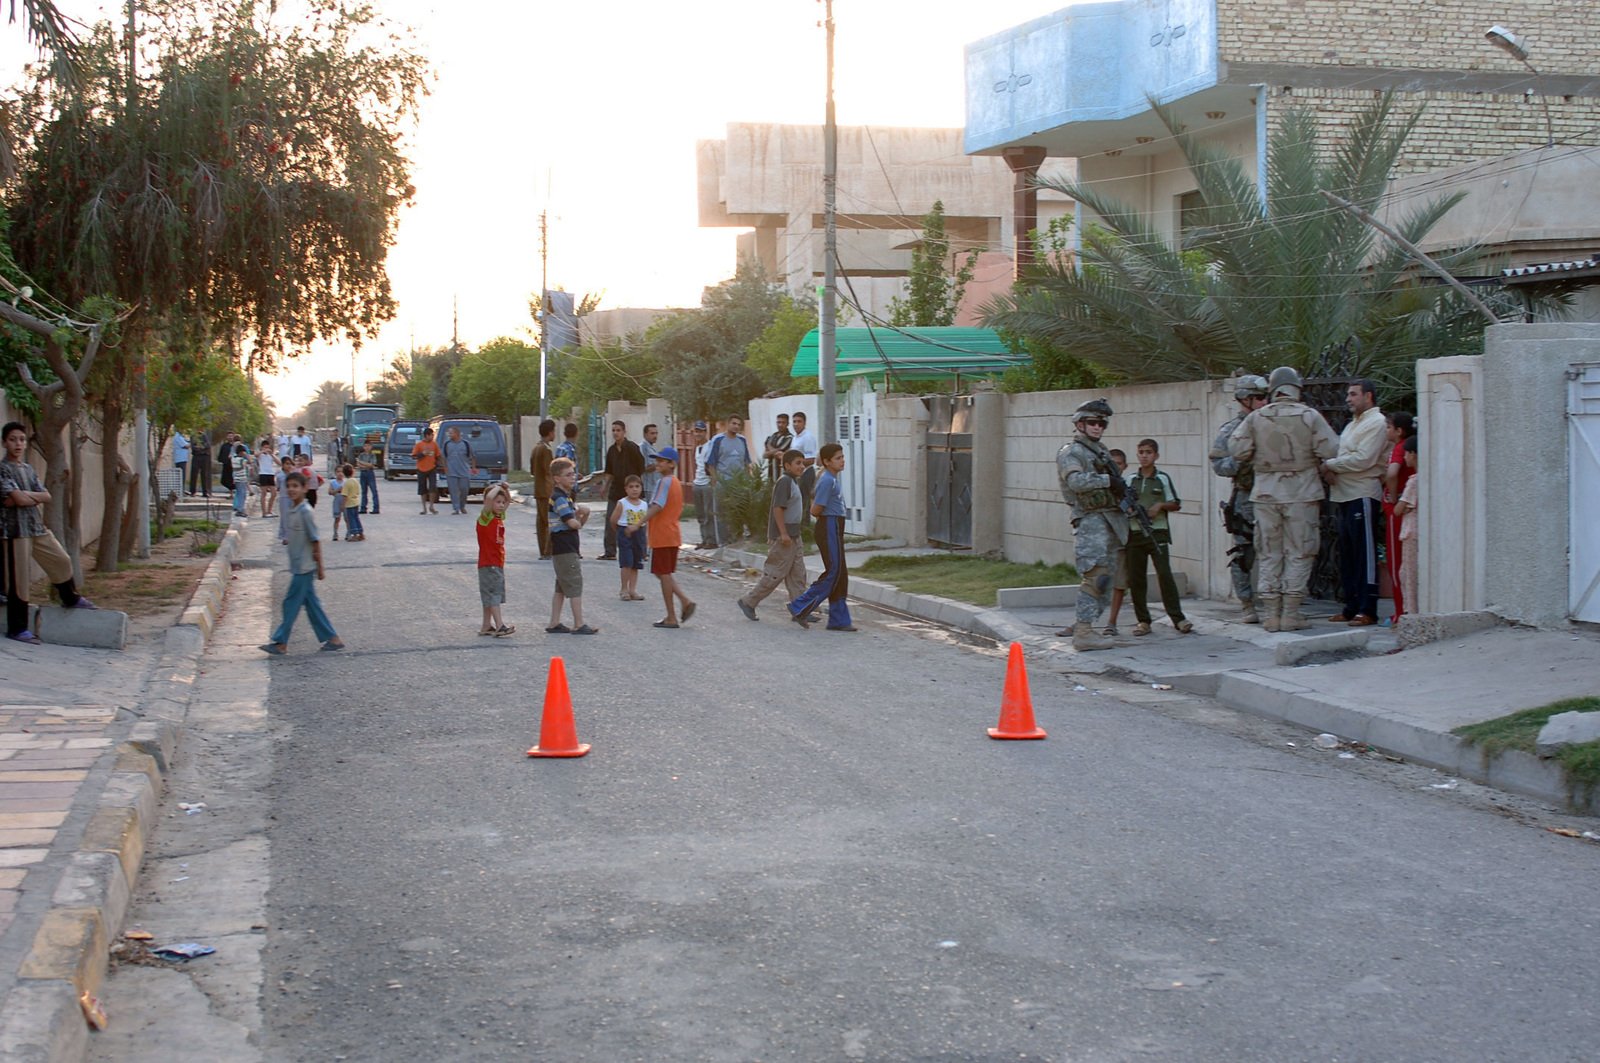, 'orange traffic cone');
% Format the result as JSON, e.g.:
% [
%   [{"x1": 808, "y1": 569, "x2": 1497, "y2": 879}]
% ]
[
  {"x1": 988, "y1": 642, "x2": 1046, "y2": 740},
  {"x1": 527, "y1": 657, "x2": 591, "y2": 758}
]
